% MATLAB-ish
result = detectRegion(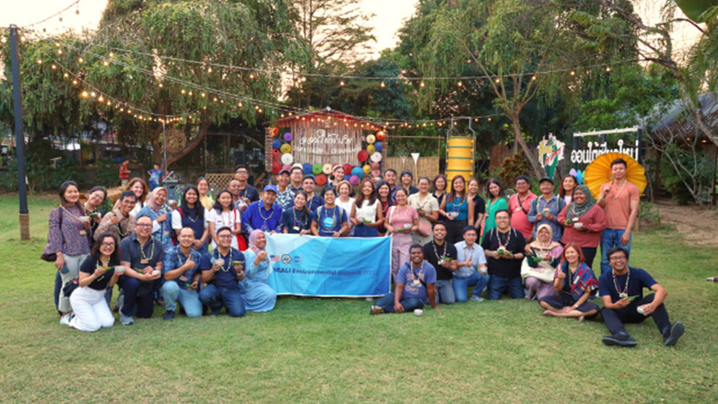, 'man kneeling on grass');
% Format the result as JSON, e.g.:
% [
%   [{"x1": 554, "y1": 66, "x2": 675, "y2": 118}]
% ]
[
  {"x1": 161, "y1": 227, "x2": 203, "y2": 320},
  {"x1": 599, "y1": 247, "x2": 685, "y2": 347},
  {"x1": 199, "y1": 226, "x2": 247, "y2": 317},
  {"x1": 370, "y1": 244, "x2": 442, "y2": 315}
]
